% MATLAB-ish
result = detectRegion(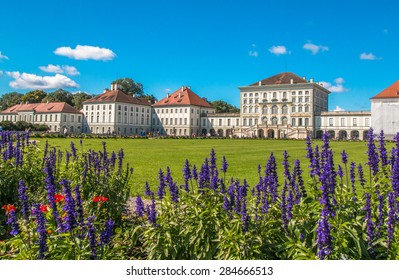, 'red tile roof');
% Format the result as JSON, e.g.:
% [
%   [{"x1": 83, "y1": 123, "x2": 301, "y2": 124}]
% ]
[
  {"x1": 1, "y1": 102, "x2": 82, "y2": 114},
  {"x1": 83, "y1": 89, "x2": 151, "y2": 106},
  {"x1": 153, "y1": 87, "x2": 214, "y2": 108},
  {"x1": 250, "y1": 72, "x2": 308, "y2": 86},
  {"x1": 370, "y1": 80, "x2": 399, "y2": 99}
]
